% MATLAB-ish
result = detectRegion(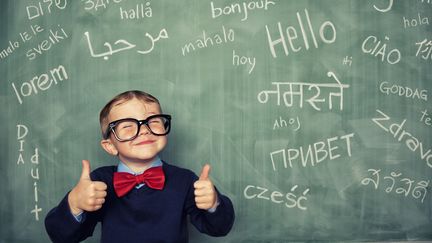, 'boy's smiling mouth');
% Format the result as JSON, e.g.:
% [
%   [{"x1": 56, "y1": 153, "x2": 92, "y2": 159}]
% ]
[{"x1": 134, "y1": 140, "x2": 156, "y2": 145}]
